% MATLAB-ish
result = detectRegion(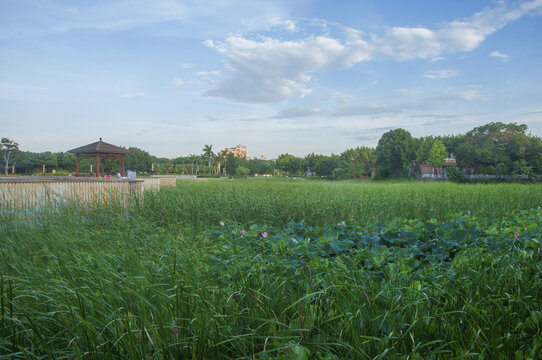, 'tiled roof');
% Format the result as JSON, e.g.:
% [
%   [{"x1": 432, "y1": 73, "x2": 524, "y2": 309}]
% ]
[{"x1": 67, "y1": 139, "x2": 131, "y2": 154}]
